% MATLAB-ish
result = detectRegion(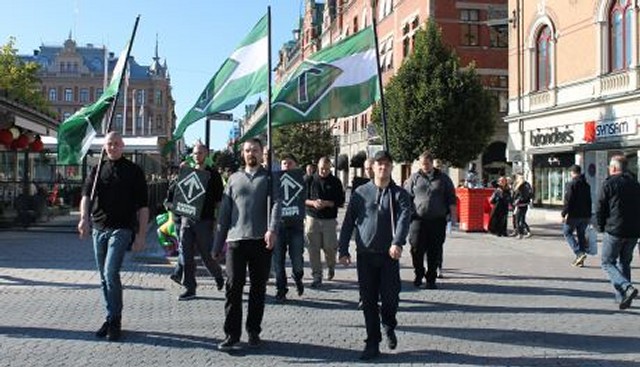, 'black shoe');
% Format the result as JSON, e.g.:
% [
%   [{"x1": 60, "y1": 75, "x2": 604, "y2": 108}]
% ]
[
  {"x1": 95, "y1": 321, "x2": 109, "y2": 338},
  {"x1": 620, "y1": 286, "x2": 638, "y2": 310},
  {"x1": 413, "y1": 275, "x2": 423, "y2": 288},
  {"x1": 248, "y1": 333, "x2": 262, "y2": 347},
  {"x1": 359, "y1": 343, "x2": 380, "y2": 360},
  {"x1": 218, "y1": 336, "x2": 241, "y2": 351},
  {"x1": 310, "y1": 279, "x2": 322, "y2": 289},
  {"x1": 385, "y1": 329, "x2": 397, "y2": 350},
  {"x1": 327, "y1": 267, "x2": 335, "y2": 281},
  {"x1": 437, "y1": 267, "x2": 444, "y2": 279},
  {"x1": 294, "y1": 278, "x2": 304, "y2": 296},
  {"x1": 215, "y1": 277, "x2": 225, "y2": 291},
  {"x1": 275, "y1": 288, "x2": 288, "y2": 302},
  {"x1": 425, "y1": 282, "x2": 438, "y2": 290},
  {"x1": 178, "y1": 290, "x2": 196, "y2": 301},
  {"x1": 169, "y1": 274, "x2": 182, "y2": 285},
  {"x1": 106, "y1": 320, "x2": 121, "y2": 341}
]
